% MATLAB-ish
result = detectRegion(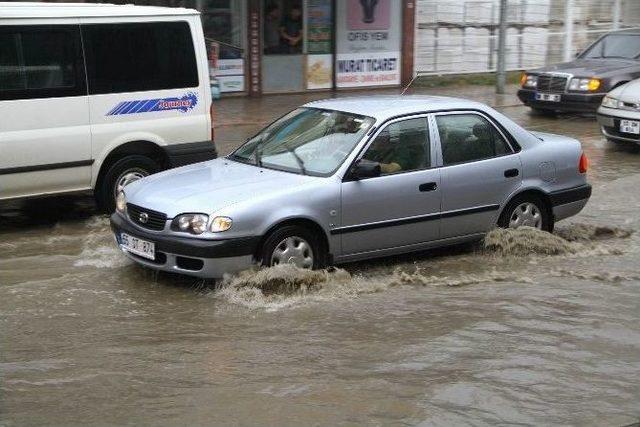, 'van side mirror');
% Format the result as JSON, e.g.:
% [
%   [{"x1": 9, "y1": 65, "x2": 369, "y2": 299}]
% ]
[{"x1": 349, "y1": 159, "x2": 381, "y2": 180}]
